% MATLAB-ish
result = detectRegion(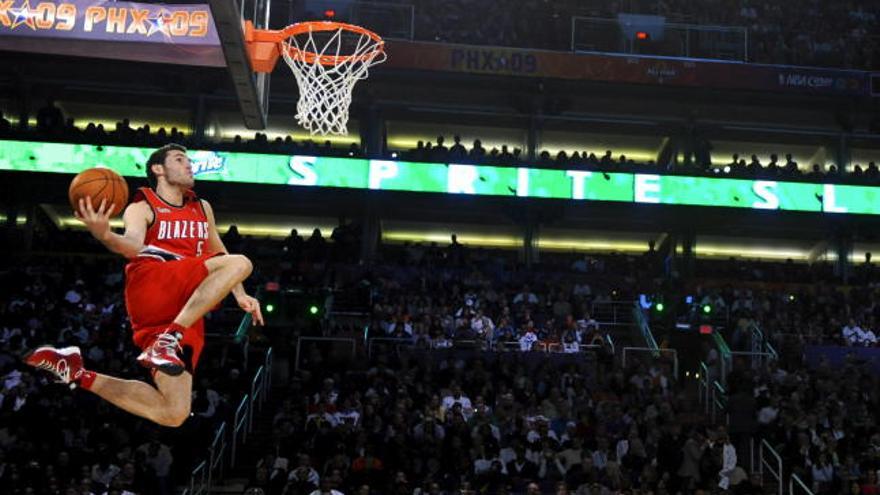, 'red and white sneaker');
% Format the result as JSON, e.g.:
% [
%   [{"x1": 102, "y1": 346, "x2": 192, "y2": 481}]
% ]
[
  {"x1": 136, "y1": 331, "x2": 185, "y2": 376},
  {"x1": 24, "y1": 346, "x2": 86, "y2": 389}
]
